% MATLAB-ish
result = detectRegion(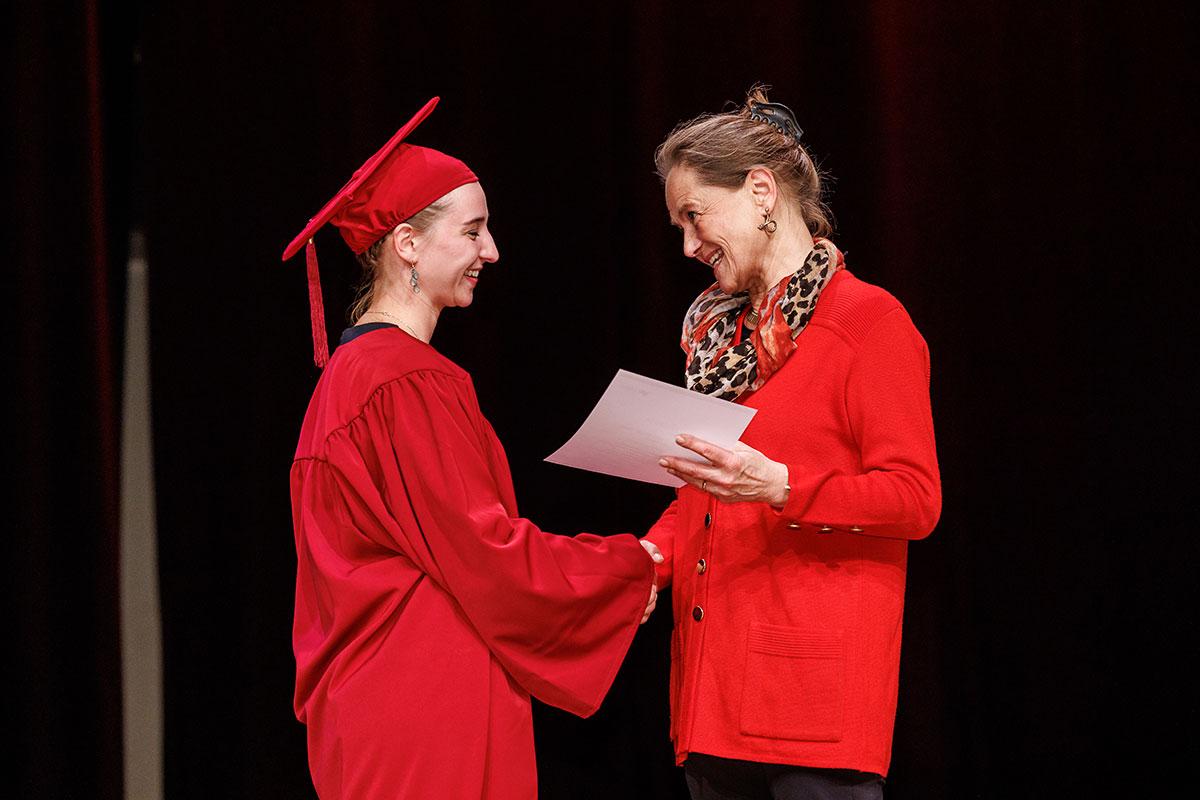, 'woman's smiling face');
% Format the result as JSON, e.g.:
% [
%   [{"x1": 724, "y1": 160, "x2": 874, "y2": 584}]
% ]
[
  {"x1": 413, "y1": 181, "x2": 499, "y2": 310},
  {"x1": 665, "y1": 166, "x2": 767, "y2": 296}
]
